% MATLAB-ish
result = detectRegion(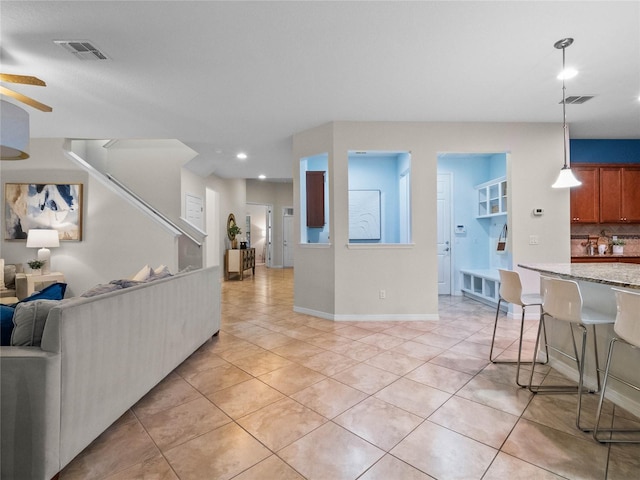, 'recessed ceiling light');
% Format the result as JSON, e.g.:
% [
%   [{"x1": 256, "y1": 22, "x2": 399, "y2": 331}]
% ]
[
  {"x1": 258, "y1": 174, "x2": 266, "y2": 180},
  {"x1": 236, "y1": 152, "x2": 247, "y2": 160},
  {"x1": 557, "y1": 68, "x2": 578, "y2": 80}
]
